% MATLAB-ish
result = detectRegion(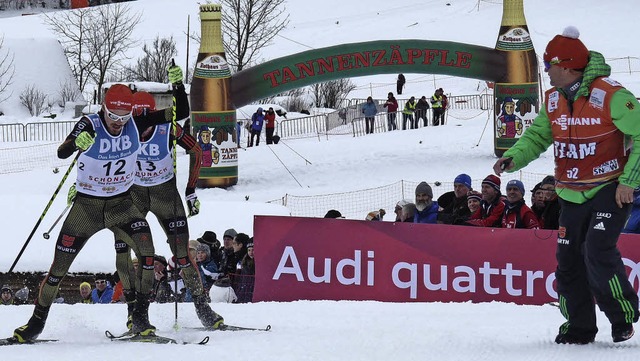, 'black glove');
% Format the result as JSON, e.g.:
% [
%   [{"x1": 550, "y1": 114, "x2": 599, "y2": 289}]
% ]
[{"x1": 185, "y1": 187, "x2": 200, "y2": 217}]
